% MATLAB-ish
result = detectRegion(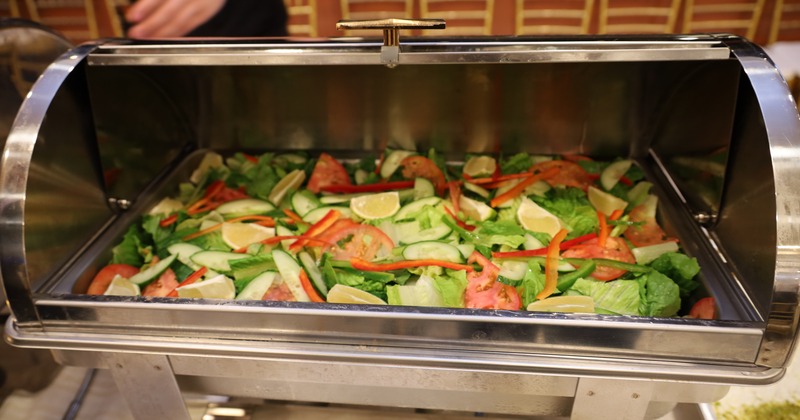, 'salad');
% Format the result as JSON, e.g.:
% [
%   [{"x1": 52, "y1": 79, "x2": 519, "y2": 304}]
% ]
[{"x1": 85, "y1": 149, "x2": 714, "y2": 318}]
